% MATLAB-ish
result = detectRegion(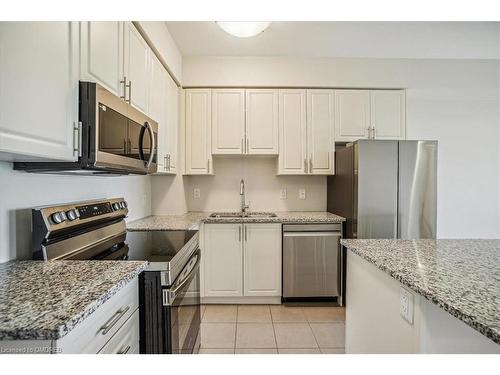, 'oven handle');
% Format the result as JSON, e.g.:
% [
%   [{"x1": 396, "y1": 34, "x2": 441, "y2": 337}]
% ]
[
  {"x1": 163, "y1": 248, "x2": 201, "y2": 306},
  {"x1": 138, "y1": 121, "x2": 155, "y2": 169}
]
